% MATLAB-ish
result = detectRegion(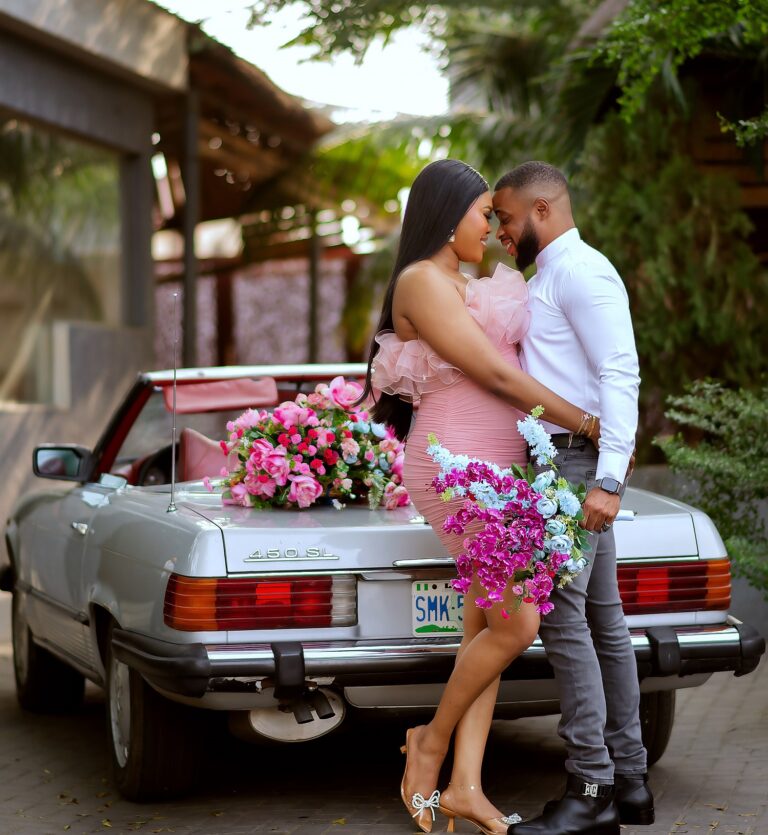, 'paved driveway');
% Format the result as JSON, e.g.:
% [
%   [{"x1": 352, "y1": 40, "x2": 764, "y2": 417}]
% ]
[{"x1": 0, "y1": 592, "x2": 765, "y2": 835}]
